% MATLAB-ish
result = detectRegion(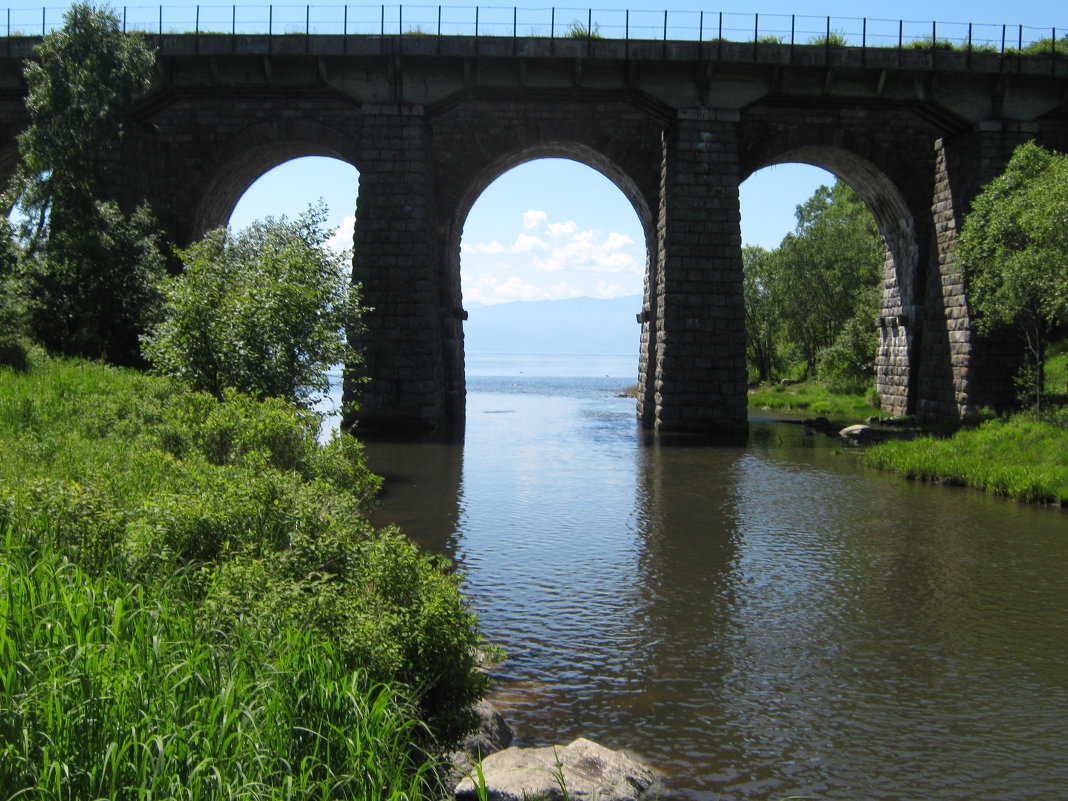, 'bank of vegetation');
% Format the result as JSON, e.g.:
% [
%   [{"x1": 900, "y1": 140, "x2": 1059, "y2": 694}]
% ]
[
  {"x1": 864, "y1": 408, "x2": 1068, "y2": 505},
  {"x1": 0, "y1": 5, "x2": 490, "y2": 797},
  {"x1": 0, "y1": 352, "x2": 488, "y2": 797},
  {"x1": 863, "y1": 142, "x2": 1068, "y2": 506},
  {"x1": 745, "y1": 143, "x2": 1068, "y2": 508}
]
